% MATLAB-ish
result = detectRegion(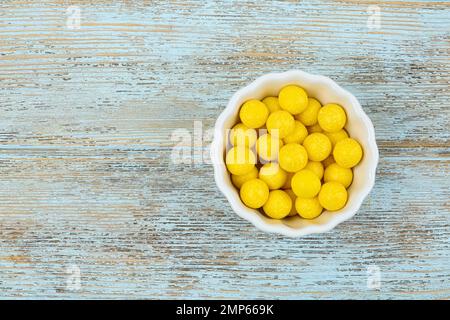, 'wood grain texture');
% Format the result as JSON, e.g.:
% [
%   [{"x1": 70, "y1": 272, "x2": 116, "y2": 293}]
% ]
[{"x1": 0, "y1": 0, "x2": 449, "y2": 299}]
